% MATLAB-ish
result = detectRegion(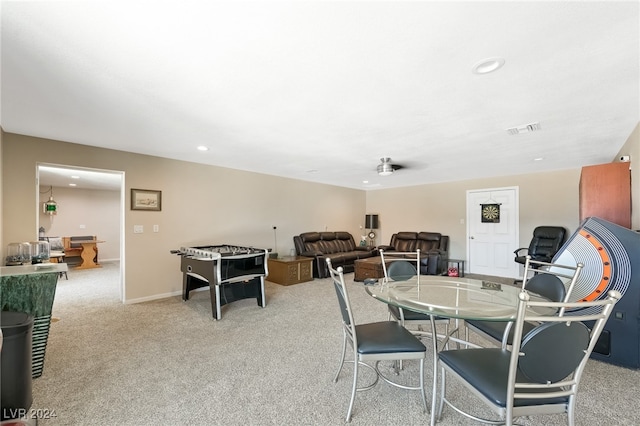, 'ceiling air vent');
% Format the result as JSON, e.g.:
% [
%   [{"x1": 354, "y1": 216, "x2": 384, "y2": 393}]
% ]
[{"x1": 506, "y1": 122, "x2": 541, "y2": 135}]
